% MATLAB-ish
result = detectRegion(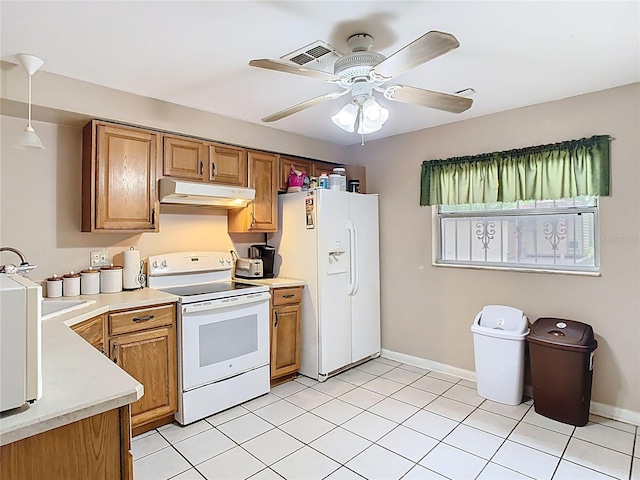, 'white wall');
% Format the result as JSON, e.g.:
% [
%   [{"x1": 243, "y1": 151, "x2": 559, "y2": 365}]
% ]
[{"x1": 346, "y1": 83, "x2": 640, "y2": 416}]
